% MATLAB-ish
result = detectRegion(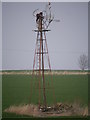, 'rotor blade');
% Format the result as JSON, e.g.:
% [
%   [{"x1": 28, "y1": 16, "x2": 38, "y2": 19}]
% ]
[
  {"x1": 33, "y1": 9, "x2": 39, "y2": 17},
  {"x1": 53, "y1": 19, "x2": 60, "y2": 22}
]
